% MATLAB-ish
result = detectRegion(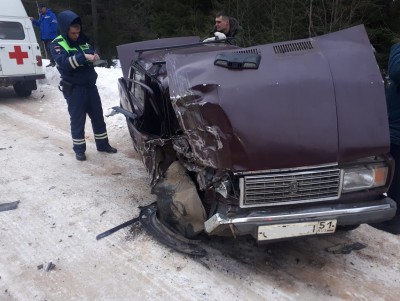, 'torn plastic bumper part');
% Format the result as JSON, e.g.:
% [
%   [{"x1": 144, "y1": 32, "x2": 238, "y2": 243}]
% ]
[
  {"x1": 204, "y1": 197, "x2": 396, "y2": 240},
  {"x1": 140, "y1": 204, "x2": 207, "y2": 257}
]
